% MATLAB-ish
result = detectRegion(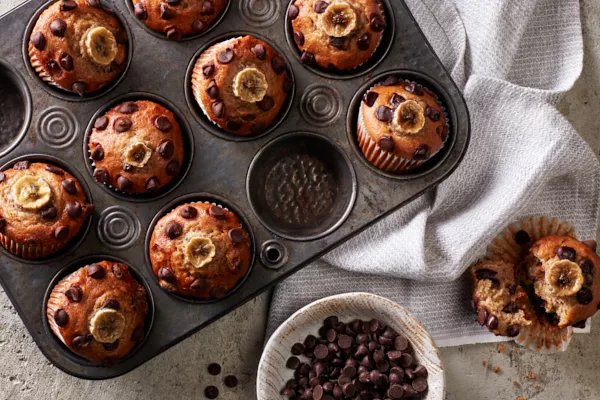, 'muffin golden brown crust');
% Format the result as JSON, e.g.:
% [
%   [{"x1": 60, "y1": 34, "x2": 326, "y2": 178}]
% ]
[
  {"x1": 0, "y1": 161, "x2": 92, "y2": 259},
  {"x1": 132, "y1": 0, "x2": 228, "y2": 40},
  {"x1": 191, "y1": 35, "x2": 293, "y2": 136},
  {"x1": 526, "y1": 236, "x2": 600, "y2": 327},
  {"x1": 46, "y1": 261, "x2": 148, "y2": 366},
  {"x1": 289, "y1": 0, "x2": 386, "y2": 70},
  {"x1": 149, "y1": 202, "x2": 252, "y2": 300},
  {"x1": 28, "y1": 0, "x2": 128, "y2": 96},
  {"x1": 89, "y1": 100, "x2": 185, "y2": 194},
  {"x1": 358, "y1": 77, "x2": 448, "y2": 173}
]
